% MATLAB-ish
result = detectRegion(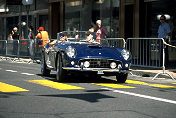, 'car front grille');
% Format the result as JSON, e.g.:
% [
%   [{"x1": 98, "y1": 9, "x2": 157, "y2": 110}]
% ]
[{"x1": 78, "y1": 58, "x2": 122, "y2": 68}]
